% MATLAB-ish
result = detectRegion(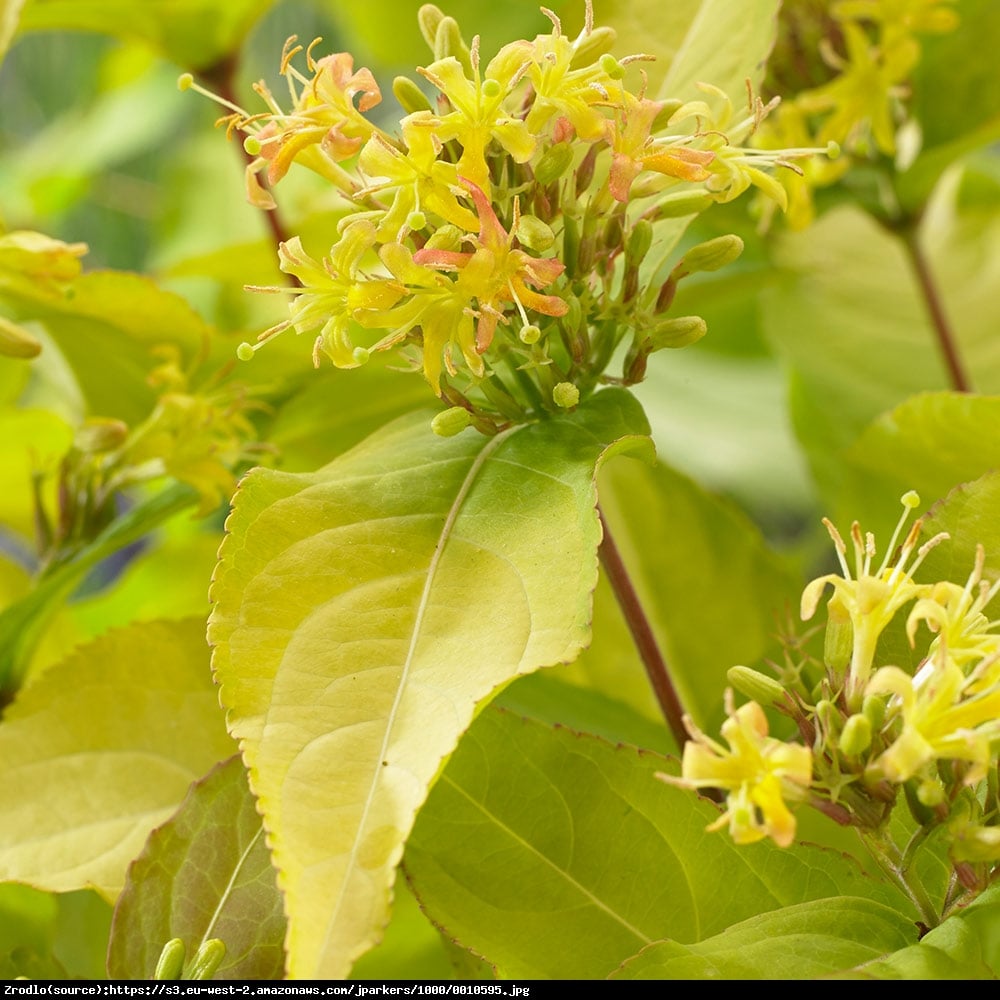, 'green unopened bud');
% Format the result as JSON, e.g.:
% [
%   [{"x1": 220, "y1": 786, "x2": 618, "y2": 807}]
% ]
[
  {"x1": 654, "y1": 190, "x2": 714, "y2": 218},
  {"x1": 424, "y1": 224, "x2": 464, "y2": 251},
  {"x1": 727, "y1": 665, "x2": 786, "y2": 708},
  {"x1": 648, "y1": 315, "x2": 706, "y2": 350},
  {"x1": 154, "y1": 938, "x2": 185, "y2": 981},
  {"x1": 824, "y1": 619, "x2": 853, "y2": 675},
  {"x1": 516, "y1": 215, "x2": 555, "y2": 252},
  {"x1": 0, "y1": 315, "x2": 41, "y2": 358},
  {"x1": 552, "y1": 382, "x2": 580, "y2": 408},
  {"x1": 393, "y1": 75, "x2": 432, "y2": 114},
  {"x1": 535, "y1": 142, "x2": 574, "y2": 186},
  {"x1": 598, "y1": 53, "x2": 624, "y2": 79},
  {"x1": 561, "y1": 214, "x2": 580, "y2": 275},
  {"x1": 676, "y1": 234, "x2": 744, "y2": 276},
  {"x1": 236, "y1": 341, "x2": 256, "y2": 362},
  {"x1": 569, "y1": 25, "x2": 617, "y2": 68},
  {"x1": 602, "y1": 212, "x2": 624, "y2": 251},
  {"x1": 862, "y1": 694, "x2": 886, "y2": 733},
  {"x1": 839, "y1": 713, "x2": 872, "y2": 756},
  {"x1": 519, "y1": 324, "x2": 541, "y2": 345},
  {"x1": 188, "y1": 939, "x2": 226, "y2": 981},
  {"x1": 625, "y1": 219, "x2": 653, "y2": 267},
  {"x1": 75, "y1": 418, "x2": 128, "y2": 454},
  {"x1": 434, "y1": 17, "x2": 472, "y2": 75},
  {"x1": 576, "y1": 144, "x2": 598, "y2": 197},
  {"x1": 417, "y1": 4, "x2": 445, "y2": 49},
  {"x1": 432, "y1": 406, "x2": 472, "y2": 437}
]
